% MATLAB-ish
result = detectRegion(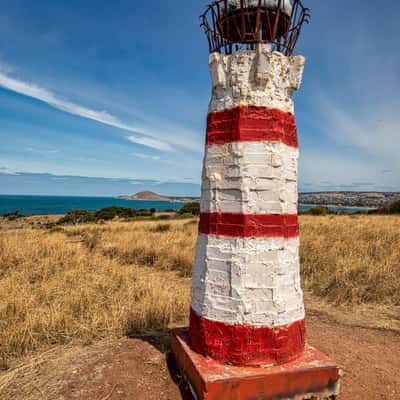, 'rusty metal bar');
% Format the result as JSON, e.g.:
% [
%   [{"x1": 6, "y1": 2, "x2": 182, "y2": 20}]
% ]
[{"x1": 200, "y1": 0, "x2": 309, "y2": 56}]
